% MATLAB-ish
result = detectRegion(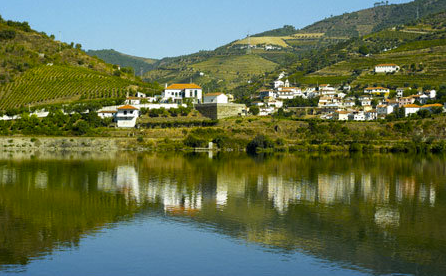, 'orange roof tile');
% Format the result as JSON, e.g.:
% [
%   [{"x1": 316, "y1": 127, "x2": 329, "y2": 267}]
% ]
[
  {"x1": 204, "y1": 92, "x2": 224, "y2": 97},
  {"x1": 403, "y1": 104, "x2": 420, "y2": 108},
  {"x1": 165, "y1": 83, "x2": 202, "y2": 90},
  {"x1": 117, "y1": 105, "x2": 139, "y2": 110},
  {"x1": 422, "y1": 104, "x2": 443, "y2": 108},
  {"x1": 365, "y1": 87, "x2": 389, "y2": 90},
  {"x1": 376, "y1": 64, "x2": 398, "y2": 67}
]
